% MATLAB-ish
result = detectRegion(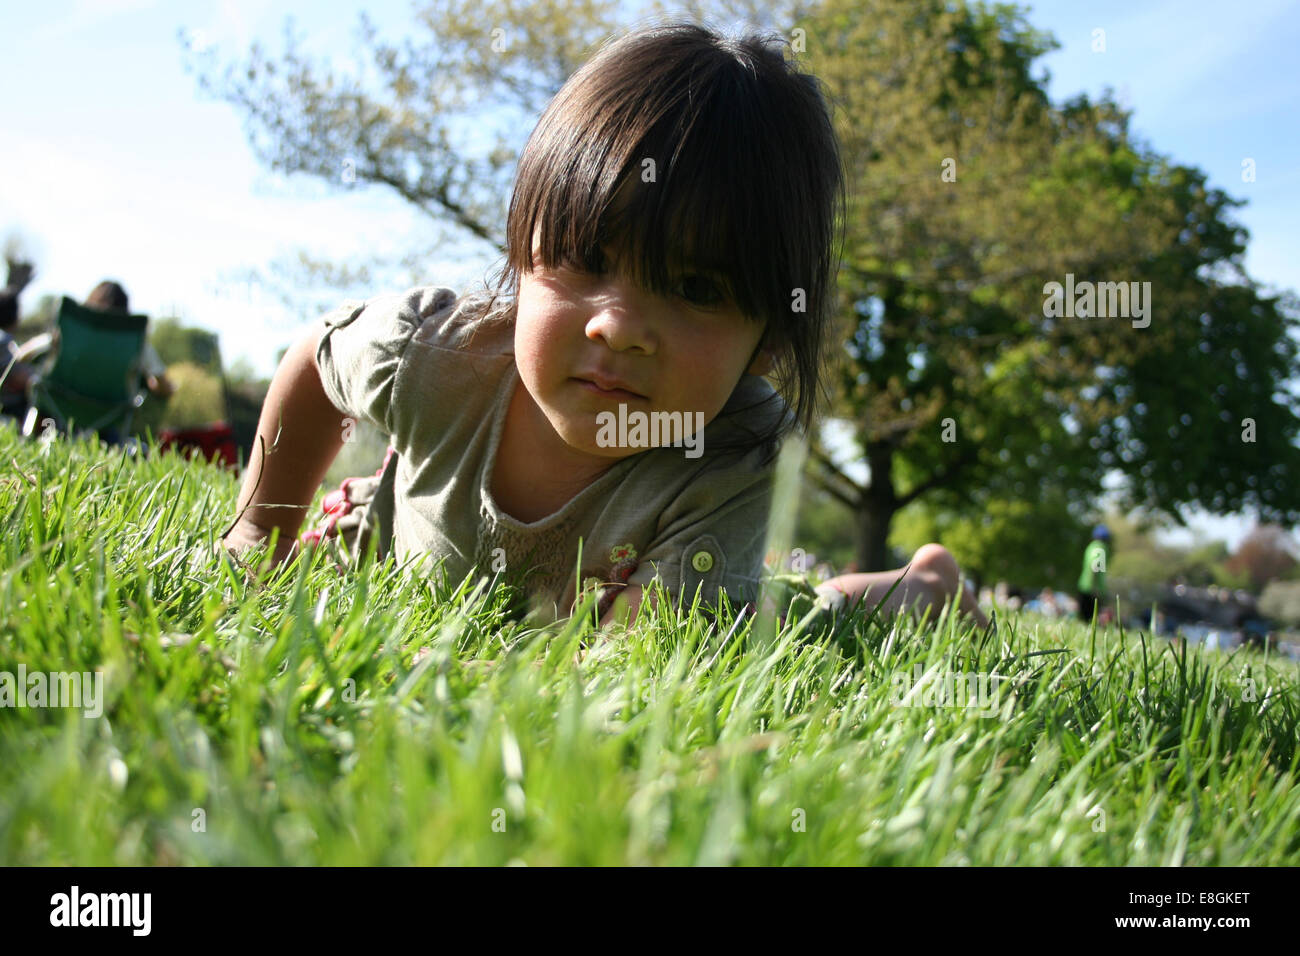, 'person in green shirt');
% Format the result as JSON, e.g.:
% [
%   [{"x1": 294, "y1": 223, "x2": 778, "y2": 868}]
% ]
[{"x1": 1077, "y1": 525, "x2": 1112, "y2": 622}]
